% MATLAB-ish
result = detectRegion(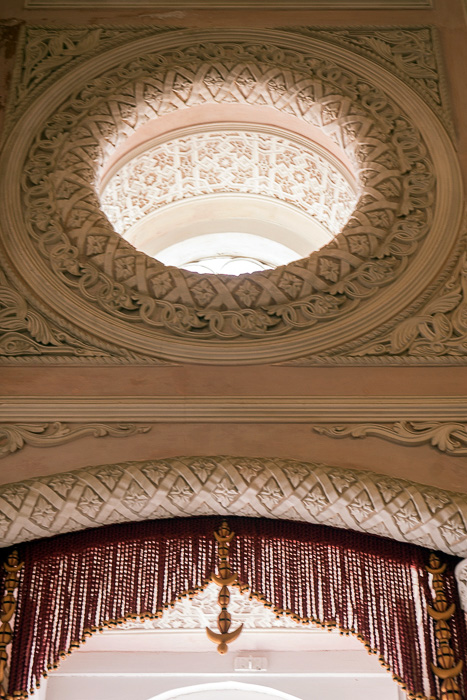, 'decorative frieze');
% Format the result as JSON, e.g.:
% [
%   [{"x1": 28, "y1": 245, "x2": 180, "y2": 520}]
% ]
[
  {"x1": 2, "y1": 395, "x2": 466, "y2": 422},
  {"x1": 23, "y1": 1, "x2": 434, "y2": 8},
  {"x1": 0, "y1": 456, "x2": 465, "y2": 556}
]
